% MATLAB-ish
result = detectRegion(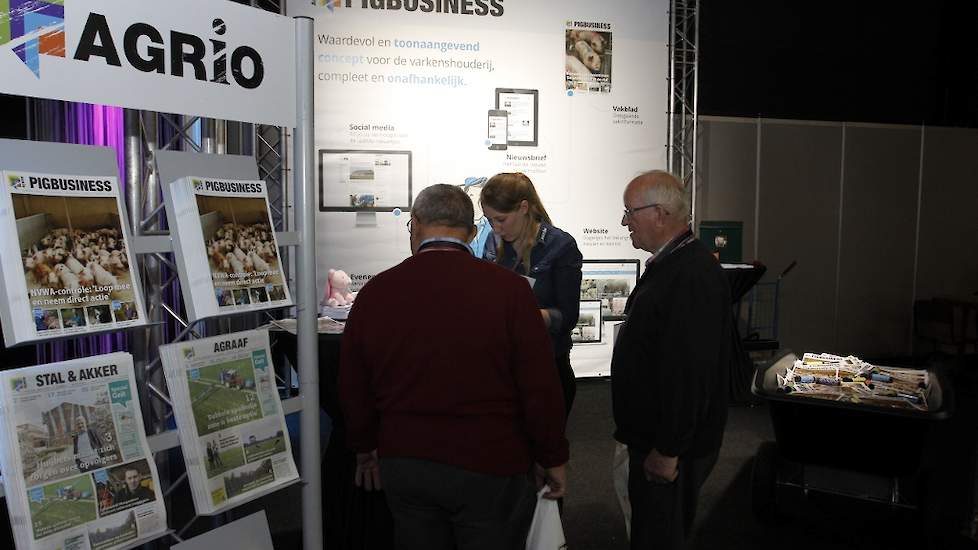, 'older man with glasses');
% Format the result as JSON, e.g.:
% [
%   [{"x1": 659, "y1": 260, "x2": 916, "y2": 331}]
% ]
[
  {"x1": 339, "y1": 184, "x2": 569, "y2": 550},
  {"x1": 612, "y1": 170, "x2": 732, "y2": 550}
]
